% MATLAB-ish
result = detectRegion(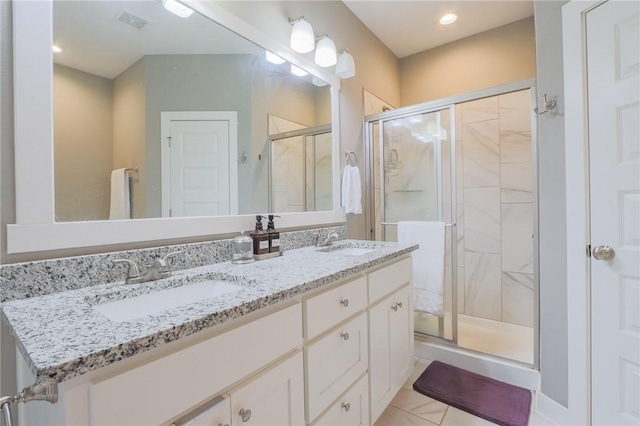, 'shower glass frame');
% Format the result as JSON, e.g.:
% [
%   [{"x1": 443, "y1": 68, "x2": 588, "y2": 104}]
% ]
[{"x1": 363, "y1": 79, "x2": 540, "y2": 370}]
